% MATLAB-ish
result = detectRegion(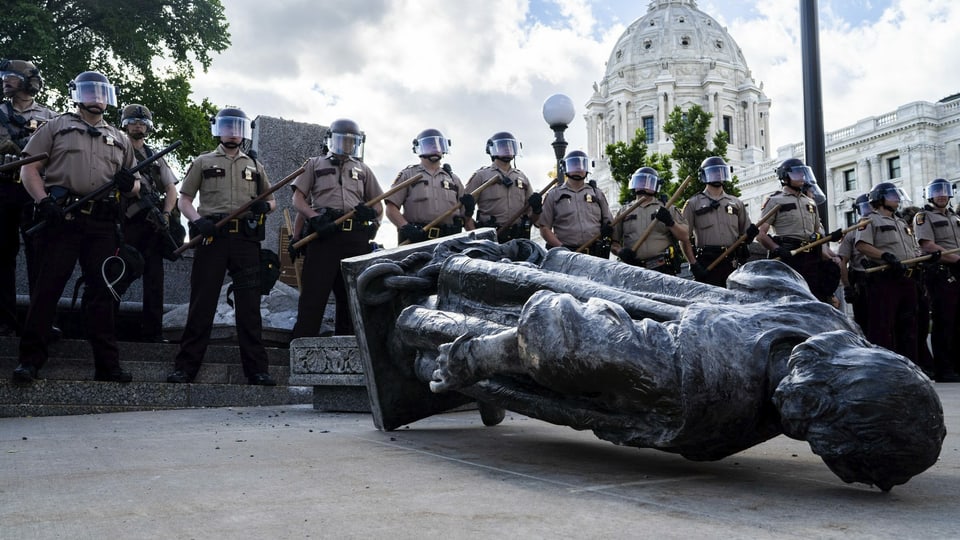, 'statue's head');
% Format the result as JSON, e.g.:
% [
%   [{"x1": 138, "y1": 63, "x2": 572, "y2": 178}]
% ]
[{"x1": 773, "y1": 330, "x2": 945, "y2": 491}]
